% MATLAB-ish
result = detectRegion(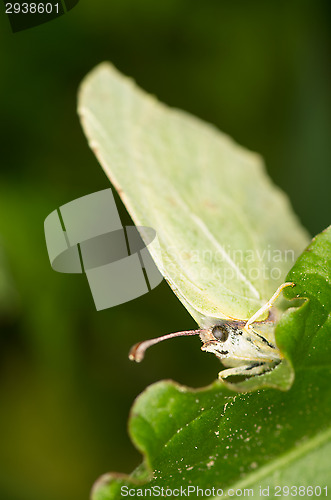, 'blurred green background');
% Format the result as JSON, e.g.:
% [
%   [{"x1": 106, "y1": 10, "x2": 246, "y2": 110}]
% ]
[{"x1": 0, "y1": 1, "x2": 330, "y2": 499}]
